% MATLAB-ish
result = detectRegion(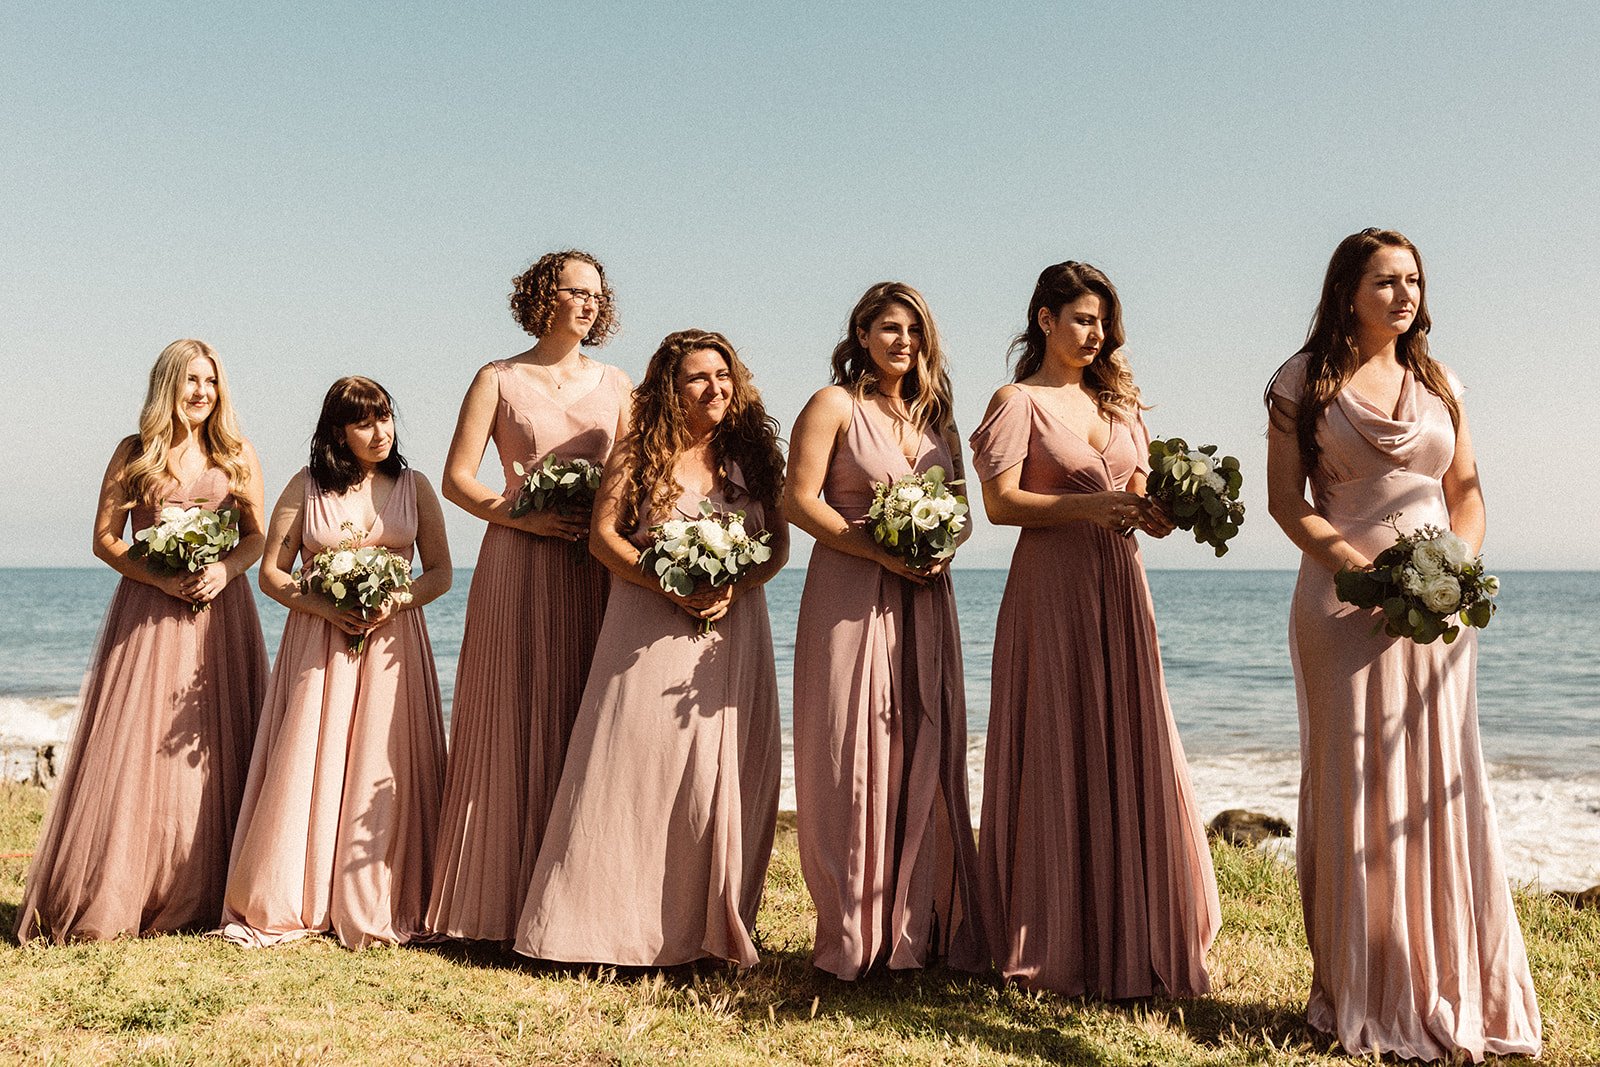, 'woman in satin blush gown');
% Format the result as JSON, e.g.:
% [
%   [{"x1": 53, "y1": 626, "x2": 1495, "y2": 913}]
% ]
[
  {"x1": 787, "y1": 281, "x2": 983, "y2": 979},
  {"x1": 515, "y1": 329, "x2": 787, "y2": 968},
  {"x1": 17, "y1": 339, "x2": 269, "y2": 943},
  {"x1": 428, "y1": 250, "x2": 631, "y2": 942},
  {"x1": 970, "y1": 261, "x2": 1219, "y2": 999},
  {"x1": 221, "y1": 376, "x2": 451, "y2": 949},
  {"x1": 1265, "y1": 229, "x2": 1540, "y2": 1061}
]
